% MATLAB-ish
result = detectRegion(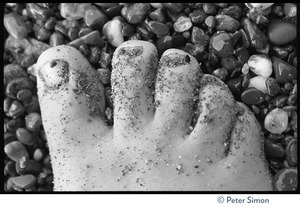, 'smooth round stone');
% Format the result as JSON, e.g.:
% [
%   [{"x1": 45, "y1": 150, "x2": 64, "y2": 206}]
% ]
[
  {"x1": 26, "y1": 3, "x2": 52, "y2": 21},
  {"x1": 246, "y1": 3, "x2": 274, "y2": 10},
  {"x1": 266, "y1": 77, "x2": 280, "y2": 96},
  {"x1": 268, "y1": 19, "x2": 296, "y2": 46},
  {"x1": 148, "y1": 21, "x2": 169, "y2": 36},
  {"x1": 248, "y1": 76, "x2": 268, "y2": 94},
  {"x1": 4, "y1": 141, "x2": 29, "y2": 162},
  {"x1": 102, "y1": 19, "x2": 124, "y2": 47},
  {"x1": 60, "y1": 3, "x2": 91, "y2": 20},
  {"x1": 242, "y1": 18, "x2": 267, "y2": 50},
  {"x1": 284, "y1": 3, "x2": 297, "y2": 17},
  {"x1": 214, "y1": 14, "x2": 240, "y2": 32},
  {"x1": 33, "y1": 148, "x2": 44, "y2": 162},
  {"x1": 150, "y1": 3, "x2": 163, "y2": 8},
  {"x1": 4, "y1": 13, "x2": 28, "y2": 40},
  {"x1": 5, "y1": 160, "x2": 18, "y2": 177},
  {"x1": 125, "y1": 3, "x2": 150, "y2": 24},
  {"x1": 16, "y1": 128, "x2": 36, "y2": 146},
  {"x1": 241, "y1": 87, "x2": 265, "y2": 105},
  {"x1": 221, "y1": 4, "x2": 243, "y2": 19},
  {"x1": 149, "y1": 8, "x2": 166, "y2": 23},
  {"x1": 273, "y1": 168, "x2": 297, "y2": 191},
  {"x1": 4, "y1": 64, "x2": 28, "y2": 87},
  {"x1": 189, "y1": 8, "x2": 207, "y2": 24},
  {"x1": 8, "y1": 100, "x2": 25, "y2": 118},
  {"x1": 25, "y1": 112, "x2": 42, "y2": 132},
  {"x1": 84, "y1": 6, "x2": 107, "y2": 30},
  {"x1": 210, "y1": 31, "x2": 234, "y2": 58},
  {"x1": 220, "y1": 56, "x2": 237, "y2": 72},
  {"x1": 226, "y1": 77, "x2": 243, "y2": 98},
  {"x1": 247, "y1": 54, "x2": 272, "y2": 78},
  {"x1": 265, "y1": 140, "x2": 286, "y2": 159},
  {"x1": 16, "y1": 157, "x2": 43, "y2": 175},
  {"x1": 11, "y1": 174, "x2": 37, "y2": 189},
  {"x1": 212, "y1": 68, "x2": 228, "y2": 81},
  {"x1": 272, "y1": 56, "x2": 296, "y2": 83},
  {"x1": 156, "y1": 36, "x2": 173, "y2": 57},
  {"x1": 82, "y1": 30, "x2": 104, "y2": 47},
  {"x1": 49, "y1": 32, "x2": 64, "y2": 47},
  {"x1": 286, "y1": 139, "x2": 297, "y2": 167},
  {"x1": 264, "y1": 108, "x2": 289, "y2": 134},
  {"x1": 191, "y1": 26, "x2": 210, "y2": 47},
  {"x1": 204, "y1": 16, "x2": 216, "y2": 28},
  {"x1": 173, "y1": 16, "x2": 193, "y2": 33}
]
